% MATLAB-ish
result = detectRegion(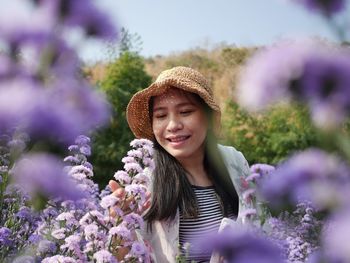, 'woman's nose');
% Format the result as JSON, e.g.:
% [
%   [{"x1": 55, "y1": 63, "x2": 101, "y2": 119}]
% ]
[{"x1": 167, "y1": 116, "x2": 183, "y2": 132}]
